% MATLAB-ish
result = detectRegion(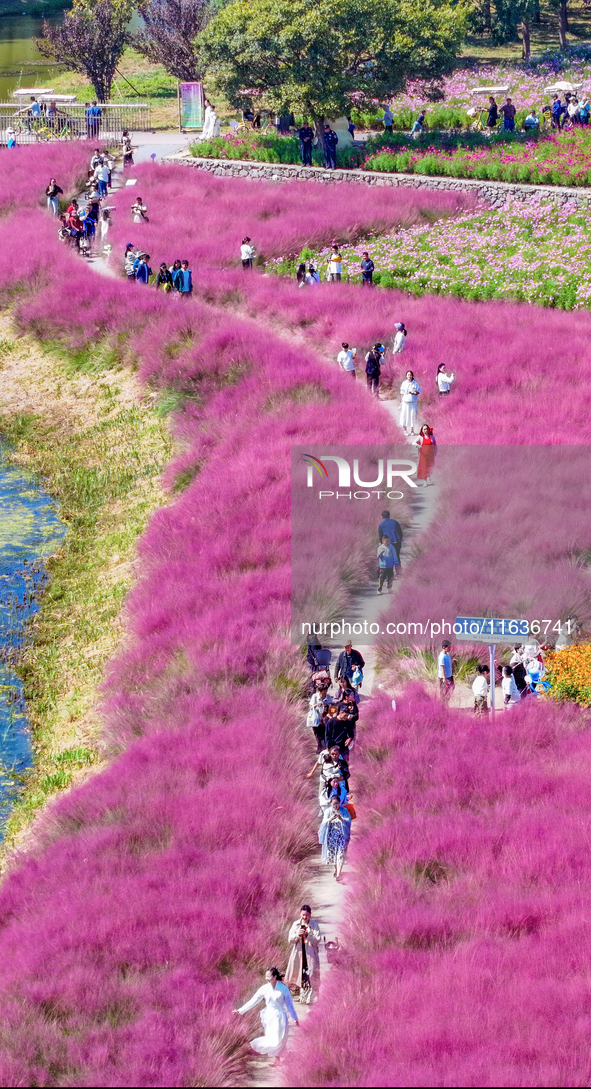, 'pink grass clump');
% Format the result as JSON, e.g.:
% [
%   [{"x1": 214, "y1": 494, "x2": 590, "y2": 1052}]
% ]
[
  {"x1": 285, "y1": 686, "x2": 591, "y2": 1088},
  {"x1": 0, "y1": 142, "x2": 89, "y2": 215},
  {"x1": 108, "y1": 162, "x2": 475, "y2": 266},
  {"x1": 0, "y1": 203, "x2": 396, "y2": 1084}
]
